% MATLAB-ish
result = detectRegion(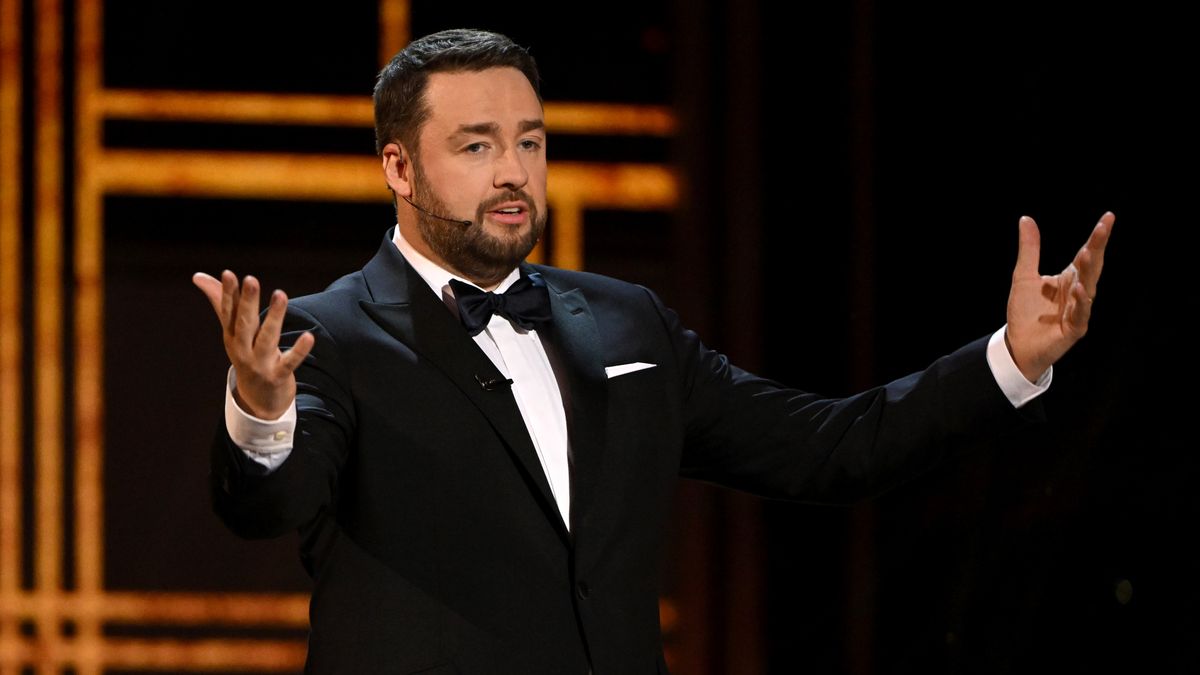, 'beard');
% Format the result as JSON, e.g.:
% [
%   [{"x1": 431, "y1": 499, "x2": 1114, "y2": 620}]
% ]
[{"x1": 411, "y1": 164, "x2": 546, "y2": 284}]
